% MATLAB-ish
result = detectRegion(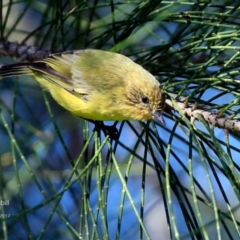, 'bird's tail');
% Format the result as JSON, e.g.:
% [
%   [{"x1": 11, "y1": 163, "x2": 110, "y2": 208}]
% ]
[{"x1": 0, "y1": 62, "x2": 33, "y2": 79}]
